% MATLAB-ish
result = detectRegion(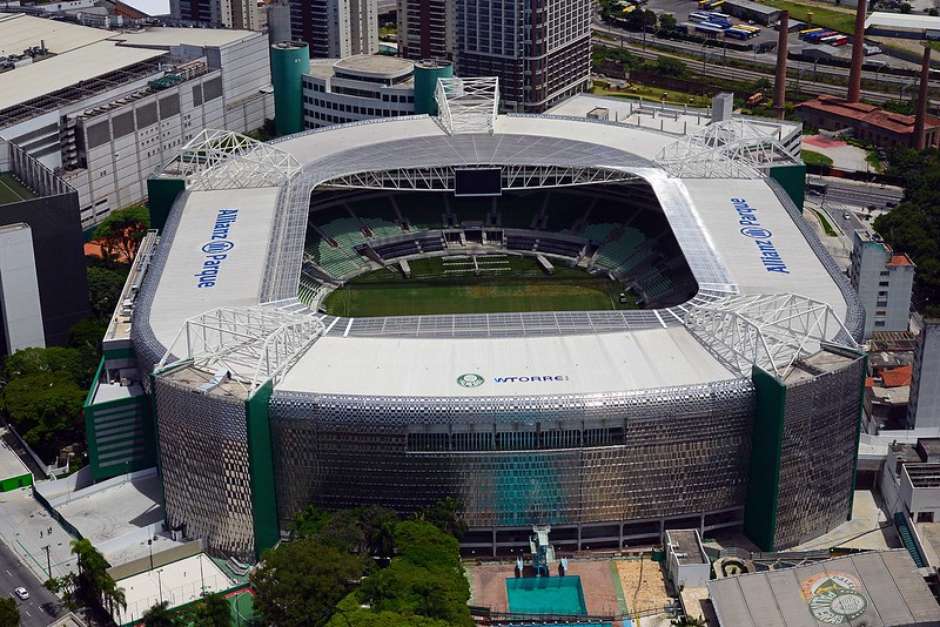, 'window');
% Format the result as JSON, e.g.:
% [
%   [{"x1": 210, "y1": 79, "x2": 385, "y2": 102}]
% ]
[
  {"x1": 879, "y1": 281, "x2": 889, "y2": 287},
  {"x1": 875, "y1": 321, "x2": 886, "y2": 327},
  {"x1": 880, "y1": 270, "x2": 890, "y2": 277}
]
